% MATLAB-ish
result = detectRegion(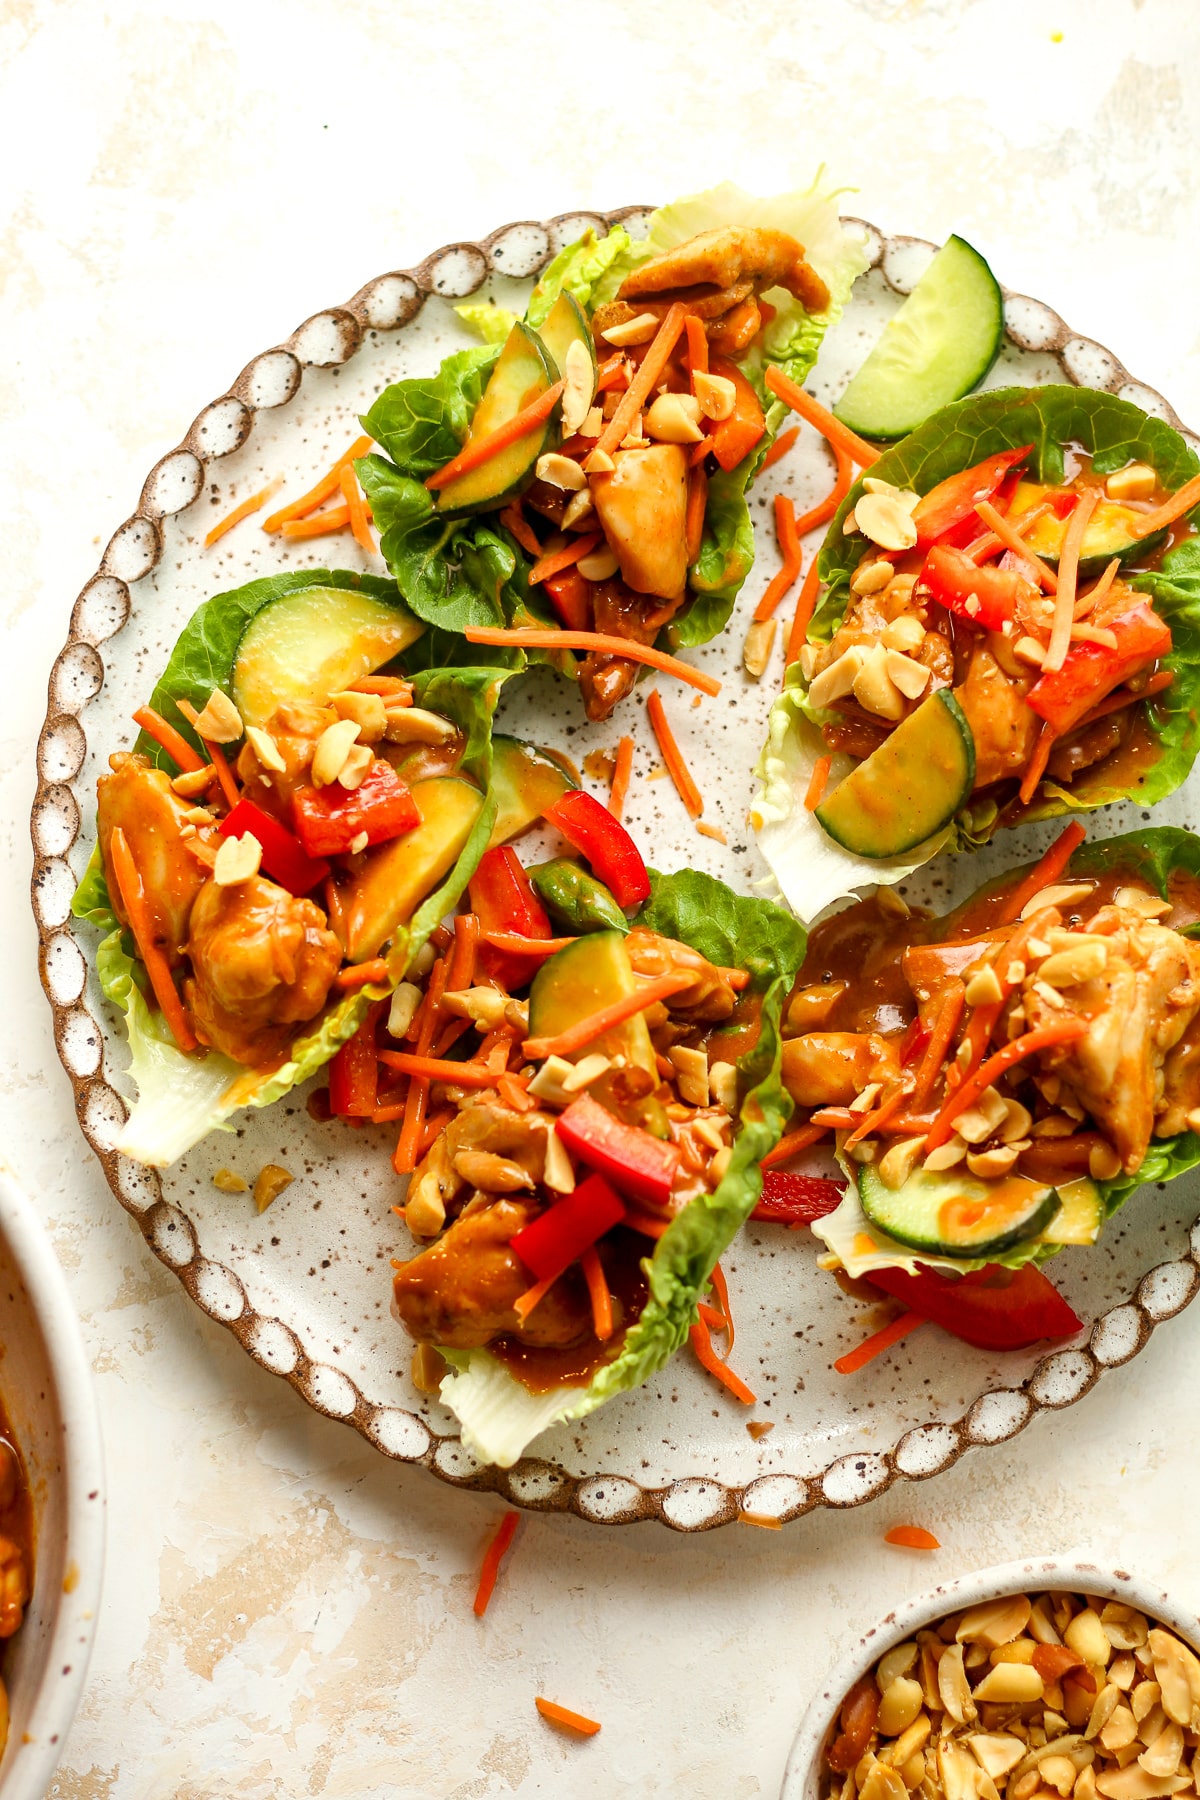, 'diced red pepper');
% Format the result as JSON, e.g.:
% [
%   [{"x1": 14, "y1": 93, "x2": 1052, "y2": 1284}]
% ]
[
  {"x1": 217, "y1": 798, "x2": 330, "y2": 895},
  {"x1": 328, "y1": 1001, "x2": 384, "y2": 1118},
  {"x1": 899, "y1": 1016, "x2": 932, "y2": 1066},
  {"x1": 912, "y1": 446, "x2": 1033, "y2": 550},
  {"x1": 1026, "y1": 599, "x2": 1172, "y2": 738},
  {"x1": 510, "y1": 1173, "x2": 626, "y2": 1283},
  {"x1": 292, "y1": 759, "x2": 420, "y2": 859},
  {"x1": 707, "y1": 354, "x2": 766, "y2": 472},
  {"x1": 750, "y1": 1170, "x2": 843, "y2": 1226},
  {"x1": 865, "y1": 1261, "x2": 1082, "y2": 1351},
  {"x1": 544, "y1": 789, "x2": 650, "y2": 909},
  {"x1": 919, "y1": 543, "x2": 1039, "y2": 632},
  {"x1": 543, "y1": 568, "x2": 592, "y2": 633},
  {"x1": 555, "y1": 1094, "x2": 680, "y2": 1209},
  {"x1": 470, "y1": 846, "x2": 552, "y2": 987}
]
